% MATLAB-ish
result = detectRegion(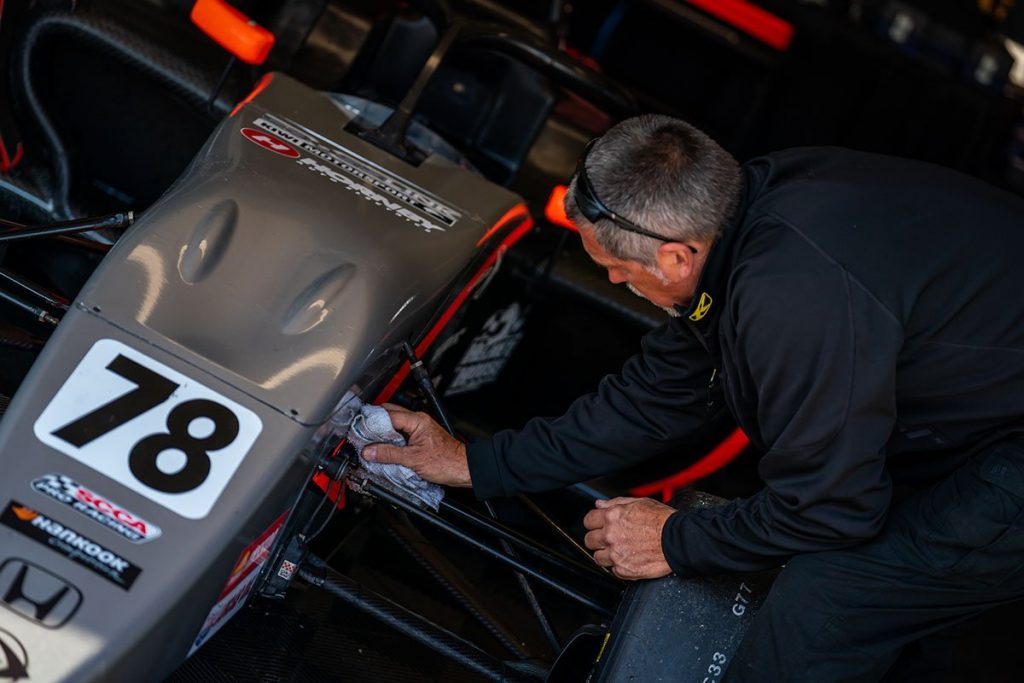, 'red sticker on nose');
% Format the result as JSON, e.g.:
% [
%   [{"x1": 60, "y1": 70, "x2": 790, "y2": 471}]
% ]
[{"x1": 240, "y1": 128, "x2": 300, "y2": 158}]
